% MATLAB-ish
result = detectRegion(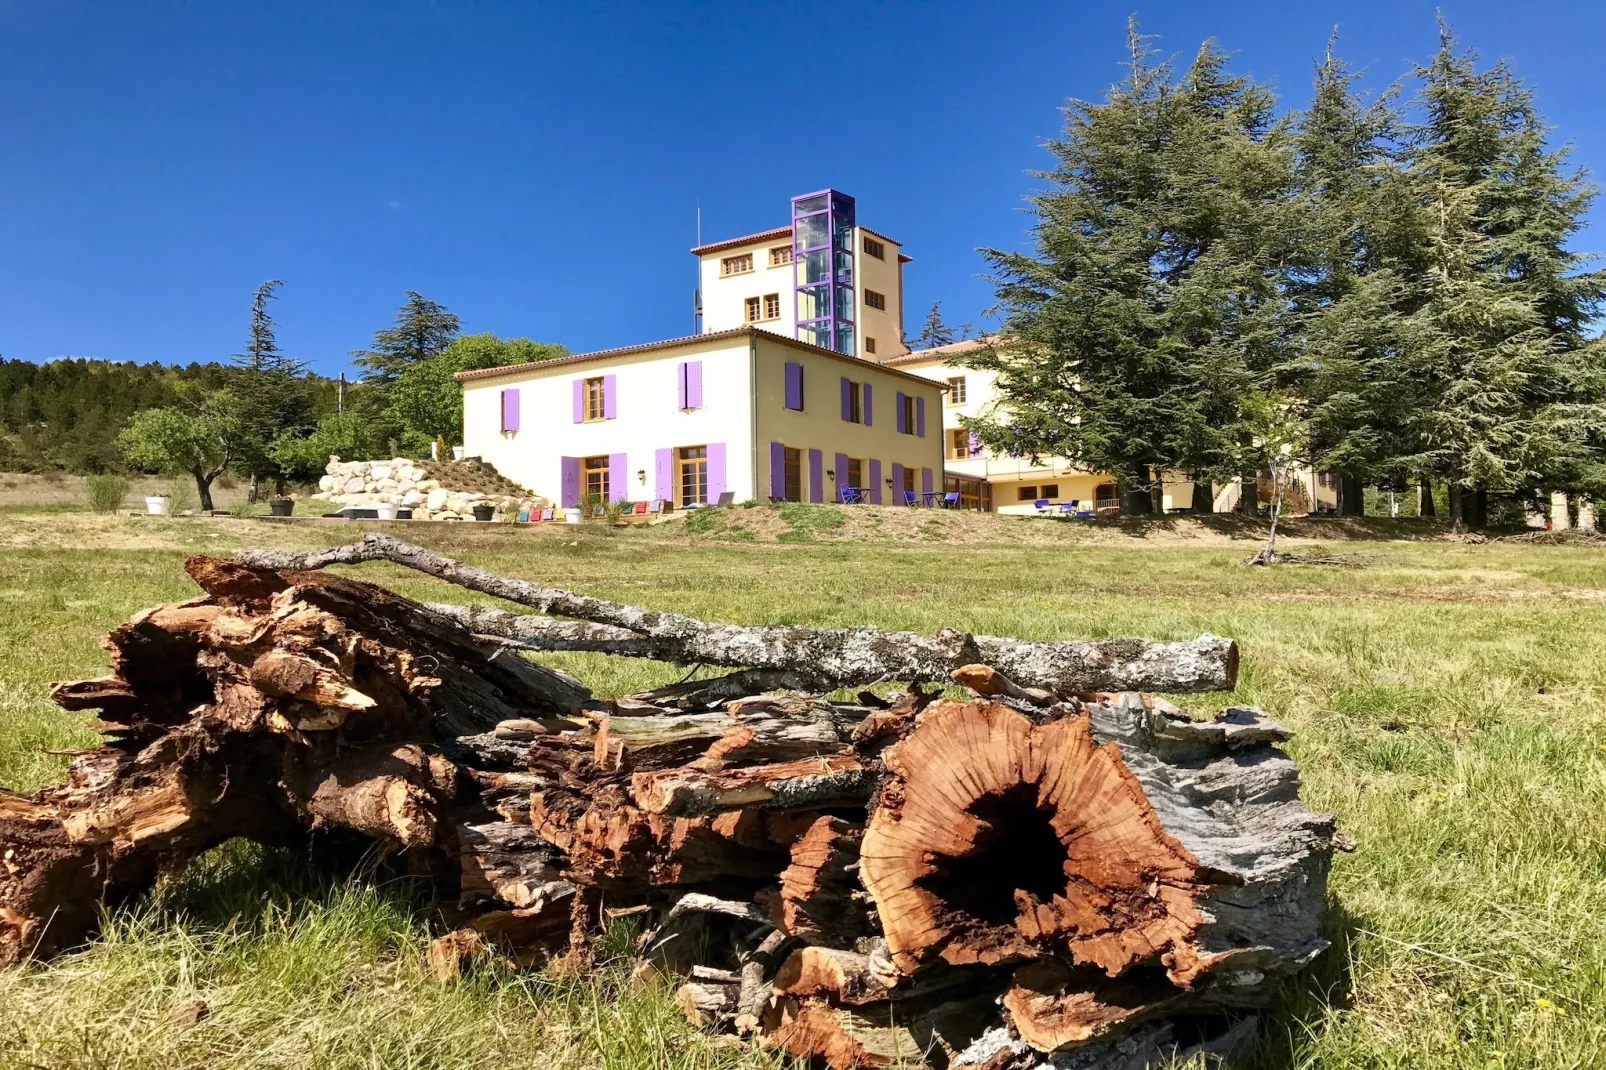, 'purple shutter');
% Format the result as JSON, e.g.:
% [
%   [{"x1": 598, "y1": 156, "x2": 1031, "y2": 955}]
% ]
[
  {"x1": 501, "y1": 388, "x2": 520, "y2": 432},
  {"x1": 868, "y1": 460, "x2": 882, "y2": 505},
  {"x1": 916, "y1": 396, "x2": 926, "y2": 437},
  {"x1": 808, "y1": 449, "x2": 823, "y2": 503},
  {"x1": 609, "y1": 452, "x2": 628, "y2": 502},
  {"x1": 840, "y1": 377, "x2": 852, "y2": 421},
  {"x1": 769, "y1": 441, "x2": 786, "y2": 499},
  {"x1": 572, "y1": 380, "x2": 584, "y2": 423},
  {"x1": 560, "y1": 457, "x2": 580, "y2": 507},
  {"x1": 708, "y1": 442, "x2": 726, "y2": 502},
  {"x1": 784, "y1": 362, "x2": 803, "y2": 410},
  {"x1": 677, "y1": 363, "x2": 687, "y2": 409},
  {"x1": 891, "y1": 463, "x2": 904, "y2": 505},
  {"x1": 895, "y1": 392, "x2": 907, "y2": 434},
  {"x1": 922, "y1": 467, "x2": 933, "y2": 496},
  {"x1": 655, "y1": 448, "x2": 673, "y2": 502},
  {"x1": 834, "y1": 452, "x2": 849, "y2": 502},
  {"x1": 687, "y1": 360, "x2": 703, "y2": 409},
  {"x1": 603, "y1": 374, "x2": 618, "y2": 419},
  {"x1": 863, "y1": 382, "x2": 873, "y2": 426}
]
